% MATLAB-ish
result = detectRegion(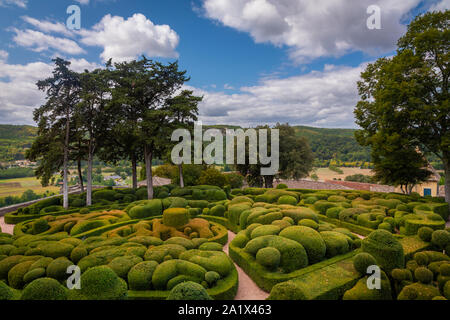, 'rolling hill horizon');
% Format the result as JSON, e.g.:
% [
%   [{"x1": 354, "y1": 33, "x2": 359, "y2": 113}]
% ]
[{"x1": 0, "y1": 123, "x2": 371, "y2": 164}]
